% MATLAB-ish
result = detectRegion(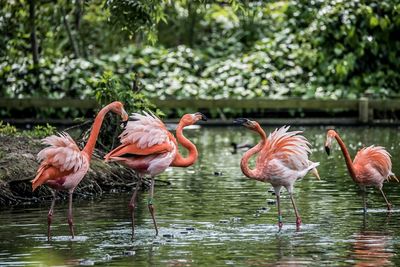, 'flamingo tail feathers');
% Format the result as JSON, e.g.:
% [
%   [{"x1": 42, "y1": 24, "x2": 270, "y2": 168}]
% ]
[
  {"x1": 299, "y1": 162, "x2": 320, "y2": 178},
  {"x1": 388, "y1": 172, "x2": 399, "y2": 182}
]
